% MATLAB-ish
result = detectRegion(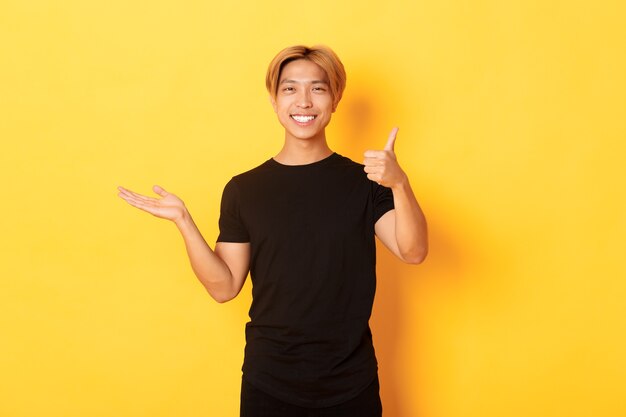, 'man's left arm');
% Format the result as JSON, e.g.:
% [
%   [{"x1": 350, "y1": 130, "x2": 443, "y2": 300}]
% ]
[{"x1": 363, "y1": 127, "x2": 428, "y2": 264}]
